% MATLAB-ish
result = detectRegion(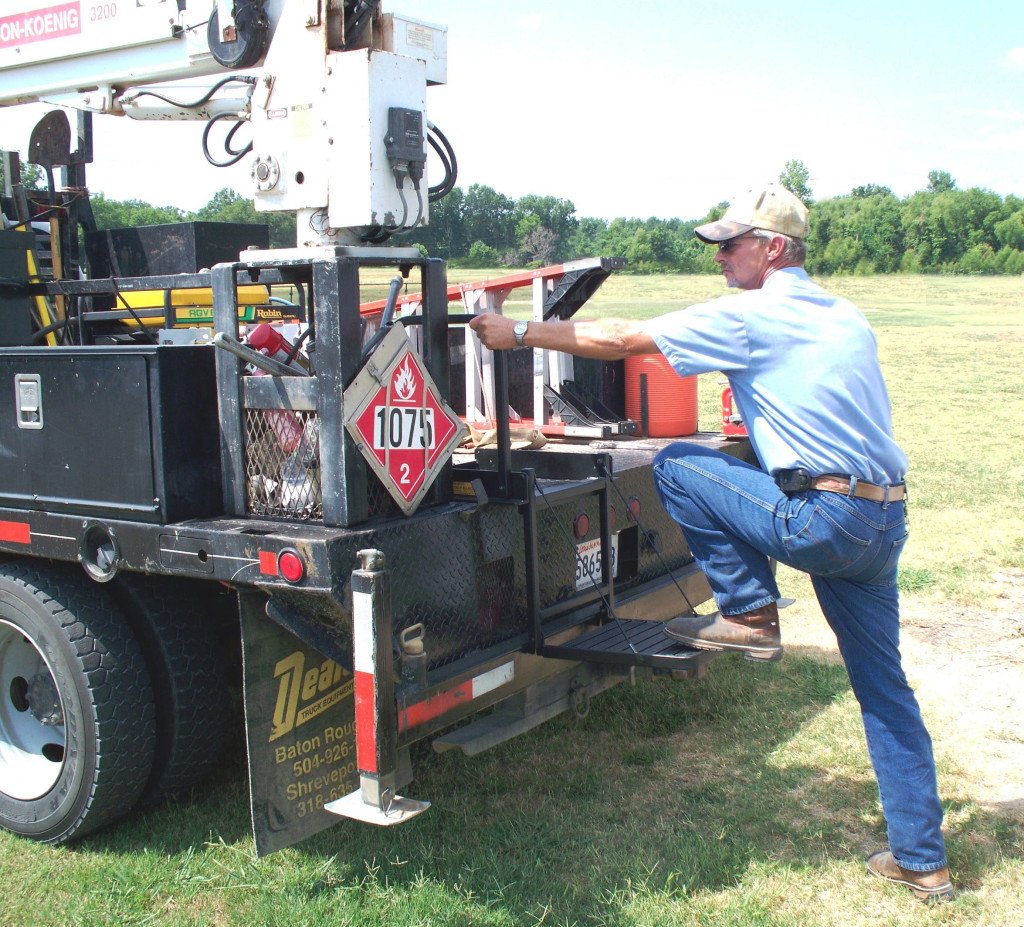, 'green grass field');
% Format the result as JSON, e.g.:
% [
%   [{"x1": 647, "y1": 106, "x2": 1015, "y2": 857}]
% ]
[{"x1": 1, "y1": 273, "x2": 1022, "y2": 927}]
